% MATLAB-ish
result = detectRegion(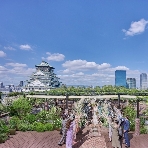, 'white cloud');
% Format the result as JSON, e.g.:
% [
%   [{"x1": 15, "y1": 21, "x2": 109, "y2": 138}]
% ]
[
  {"x1": 0, "y1": 62, "x2": 35, "y2": 85},
  {"x1": 0, "y1": 51, "x2": 6, "y2": 57},
  {"x1": 58, "y1": 72, "x2": 114, "y2": 86},
  {"x1": 42, "y1": 52, "x2": 65, "y2": 61},
  {"x1": 20, "y1": 44, "x2": 32, "y2": 50},
  {"x1": 57, "y1": 60, "x2": 143, "y2": 87},
  {"x1": 115, "y1": 66, "x2": 129, "y2": 70},
  {"x1": 5, "y1": 63, "x2": 27, "y2": 67},
  {"x1": 0, "y1": 65, "x2": 8, "y2": 73},
  {"x1": 62, "y1": 59, "x2": 111, "y2": 71},
  {"x1": 122, "y1": 19, "x2": 148, "y2": 36},
  {"x1": 4, "y1": 46, "x2": 16, "y2": 50}
]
